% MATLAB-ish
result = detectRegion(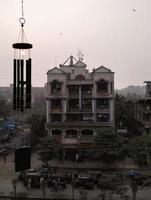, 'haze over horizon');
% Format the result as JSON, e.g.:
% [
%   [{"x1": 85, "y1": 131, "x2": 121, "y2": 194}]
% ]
[{"x1": 0, "y1": 0, "x2": 151, "y2": 89}]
